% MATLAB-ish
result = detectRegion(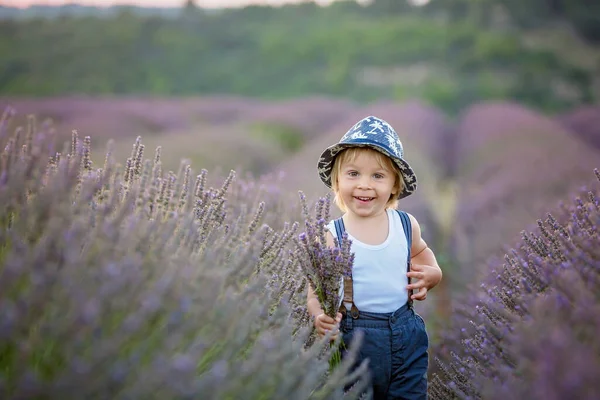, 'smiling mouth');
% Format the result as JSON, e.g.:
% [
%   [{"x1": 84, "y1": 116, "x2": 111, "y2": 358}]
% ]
[{"x1": 354, "y1": 196, "x2": 375, "y2": 202}]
